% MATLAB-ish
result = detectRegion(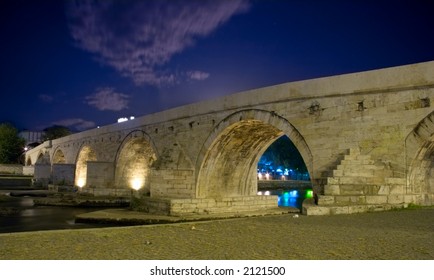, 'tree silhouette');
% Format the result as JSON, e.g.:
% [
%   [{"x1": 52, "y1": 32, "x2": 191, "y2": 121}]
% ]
[{"x1": 0, "y1": 123, "x2": 26, "y2": 164}]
